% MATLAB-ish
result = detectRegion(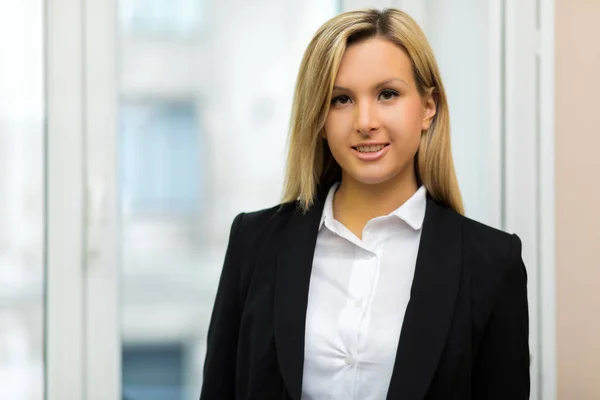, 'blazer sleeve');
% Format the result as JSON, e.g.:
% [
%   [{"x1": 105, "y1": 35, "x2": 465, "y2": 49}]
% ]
[
  {"x1": 472, "y1": 234, "x2": 530, "y2": 399},
  {"x1": 200, "y1": 213, "x2": 245, "y2": 400}
]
